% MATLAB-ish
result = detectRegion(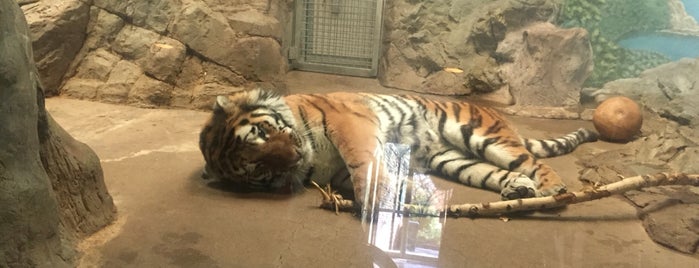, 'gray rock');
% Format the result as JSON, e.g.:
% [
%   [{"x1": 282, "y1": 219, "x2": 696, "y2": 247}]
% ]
[
  {"x1": 378, "y1": 44, "x2": 427, "y2": 92},
  {"x1": 228, "y1": 36, "x2": 286, "y2": 81},
  {"x1": 496, "y1": 22, "x2": 593, "y2": 107},
  {"x1": 1, "y1": 2, "x2": 68, "y2": 265},
  {"x1": 83, "y1": 7, "x2": 125, "y2": 51},
  {"x1": 129, "y1": 75, "x2": 174, "y2": 107},
  {"x1": 169, "y1": 1, "x2": 239, "y2": 70},
  {"x1": 175, "y1": 55, "x2": 247, "y2": 91},
  {"x1": 226, "y1": 9, "x2": 282, "y2": 39},
  {"x1": 93, "y1": 0, "x2": 181, "y2": 34},
  {"x1": 379, "y1": 0, "x2": 560, "y2": 96},
  {"x1": 1, "y1": 1, "x2": 114, "y2": 266},
  {"x1": 138, "y1": 37, "x2": 187, "y2": 83},
  {"x1": 170, "y1": 86, "x2": 195, "y2": 109},
  {"x1": 74, "y1": 48, "x2": 121, "y2": 81},
  {"x1": 22, "y1": 0, "x2": 89, "y2": 96},
  {"x1": 585, "y1": 58, "x2": 699, "y2": 128},
  {"x1": 98, "y1": 60, "x2": 142, "y2": 103},
  {"x1": 642, "y1": 202, "x2": 699, "y2": 254},
  {"x1": 62, "y1": 78, "x2": 103, "y2": 100},
  {"x1": 23, "y1": 0, "x2": 288, "y2": 109},
  {"x1": 112, "y1": 24, "x2": 162, "y2": 60}
]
